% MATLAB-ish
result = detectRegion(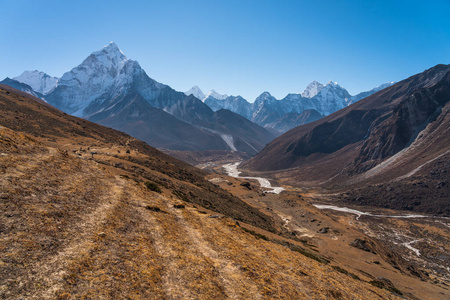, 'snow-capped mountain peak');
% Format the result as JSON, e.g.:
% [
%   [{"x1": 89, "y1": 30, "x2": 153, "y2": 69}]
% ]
[
  {"x1": 254, "y1": 91, "x2": 277, "y2": 105},
  {"x1": 326, "y1": 80, "x2": 340, "y2": 87},
  {"x1": 206, "y1": 89, "x2": 228, "y2": 100},
  {"x1": 301, "y1": 80, "x2": 325, "y2": 98},
  {"x1": 47, "y1": 42, "x2": 148, "y2": 116},
  {"x1": 13, "y1": 70, "x2": 58, "y2": 94},
  {"x1": 259, "y1": 91, "x2": 273, "y2": 99},
  {"x1": 87, "y1": 41, "x2": 128, "y2": 71},
  {"x1": 58, "y1": 42, "x2": 131, "y2": 87},
  {"x1": 185, "y1": 85, "x2": 206, "y2": 100}
]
